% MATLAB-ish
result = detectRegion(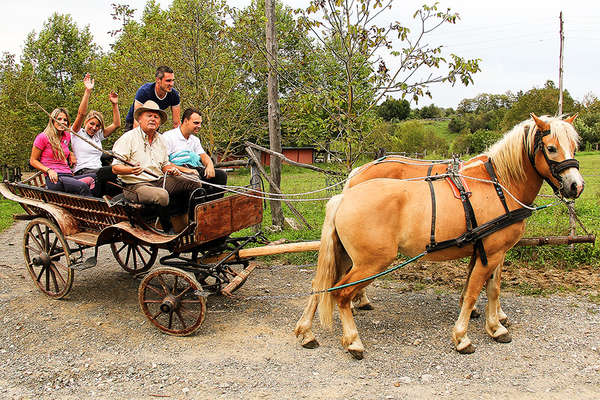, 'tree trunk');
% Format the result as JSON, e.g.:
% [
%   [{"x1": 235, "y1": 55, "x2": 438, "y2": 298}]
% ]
[{"x1": 266, "y1": 0, "x2": 284, "y2": 228}]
